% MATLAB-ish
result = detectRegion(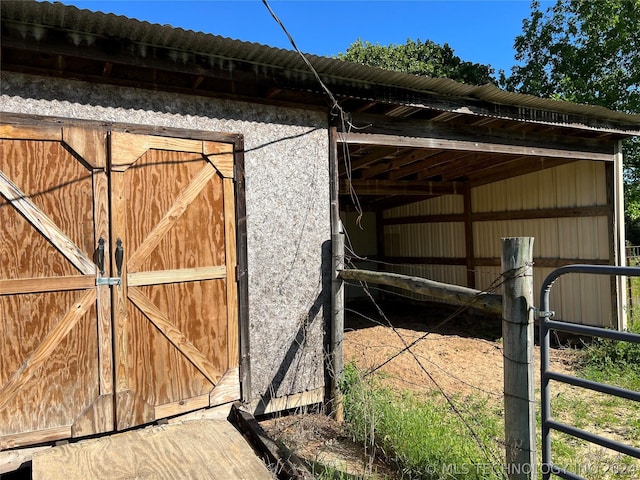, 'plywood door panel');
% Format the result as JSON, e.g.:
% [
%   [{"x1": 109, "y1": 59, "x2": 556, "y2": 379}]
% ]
[
  {"x1": 0, "y1": 129, "x2": 112, "y2": 448},
  {"x1": 111, "y1": 133, "x2": 239, "y2": 430}
]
